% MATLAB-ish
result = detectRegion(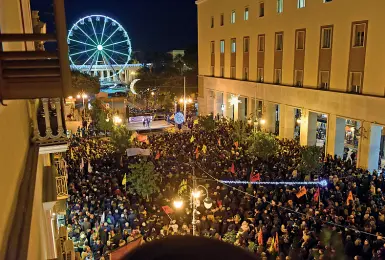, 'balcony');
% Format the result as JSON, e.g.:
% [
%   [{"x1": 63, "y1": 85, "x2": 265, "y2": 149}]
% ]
[
  {"x1": 31, "y1": 98, "x2": 68, "y2": 149},
  {"x1": 0, "y1": 0, "x2": 71, "y2": 101}
]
